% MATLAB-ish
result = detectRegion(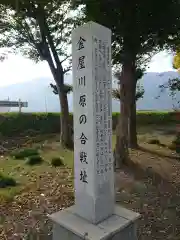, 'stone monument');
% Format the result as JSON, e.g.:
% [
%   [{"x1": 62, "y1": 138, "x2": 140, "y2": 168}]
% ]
[{"x1": 49, "y1": 21, "x2": 140, "y2": 240}]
